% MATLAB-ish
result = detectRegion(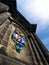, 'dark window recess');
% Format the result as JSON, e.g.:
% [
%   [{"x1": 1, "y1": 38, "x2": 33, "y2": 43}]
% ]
[
  {"x1": 0, "y1": 34, "x2": 3, "y2": 39},
  {"x1": 2, "y1": 29, "x2": 7, "y2": 34},
  {"x1": 2, "y1": 40, "x2": 8, "y2": 47}
]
